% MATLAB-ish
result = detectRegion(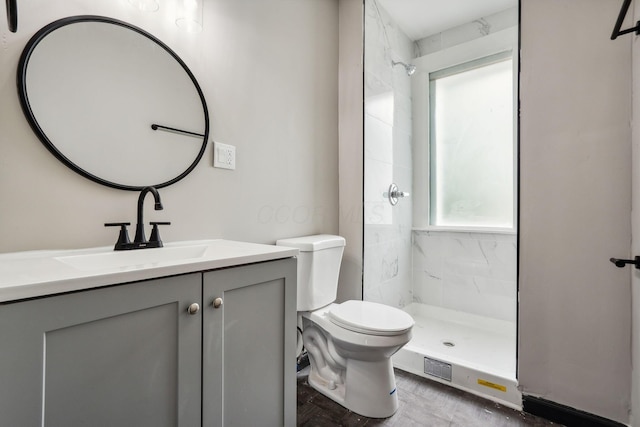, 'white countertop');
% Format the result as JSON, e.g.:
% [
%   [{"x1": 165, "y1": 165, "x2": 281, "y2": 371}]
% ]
[{"x1": 0, "y1": 240, "x2": 298, "y2": 303}]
